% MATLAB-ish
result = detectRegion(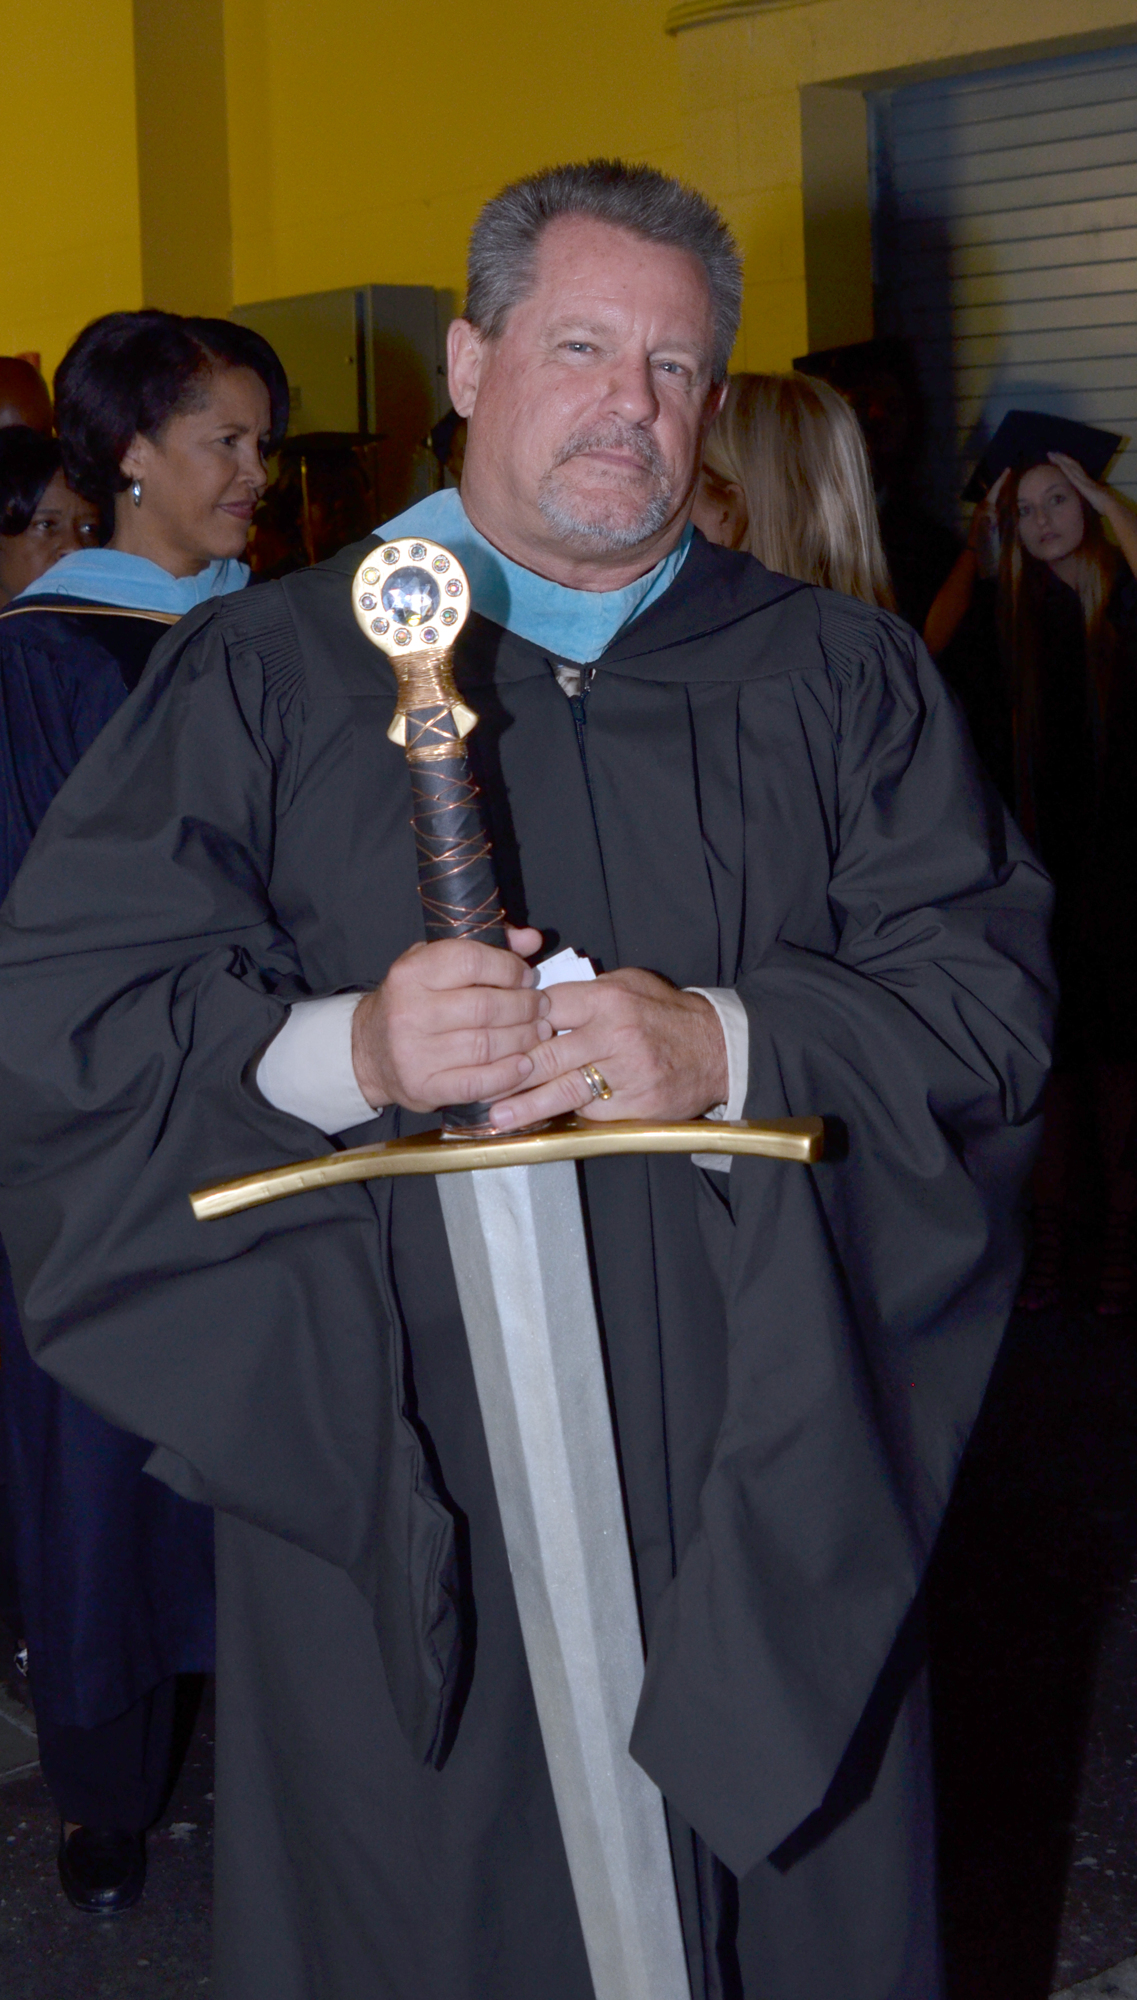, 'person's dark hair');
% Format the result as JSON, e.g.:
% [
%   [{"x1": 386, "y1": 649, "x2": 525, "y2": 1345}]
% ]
[
  {"x1": 0, "y1": 425, "x2": 63, "y2": 536},
  {"x1": 54, "y1": 311, "x2": 289, "y2": 506},
  {"x1": 465, "y1": 159, "x2": 743, "y2": 381},
  {"x1": 429, "y1": 407, "x2": 466, "y2": 468}
]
